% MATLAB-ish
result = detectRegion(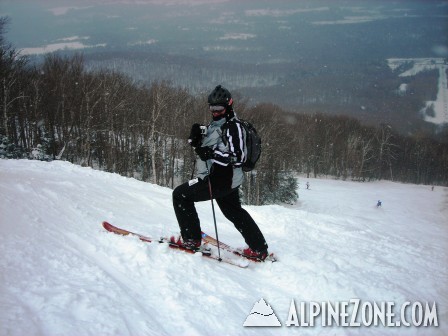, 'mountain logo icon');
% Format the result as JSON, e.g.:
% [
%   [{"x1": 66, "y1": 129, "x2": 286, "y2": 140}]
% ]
[{"x1": 243, "y1": 298, "x2": 282, "y2": 327}]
